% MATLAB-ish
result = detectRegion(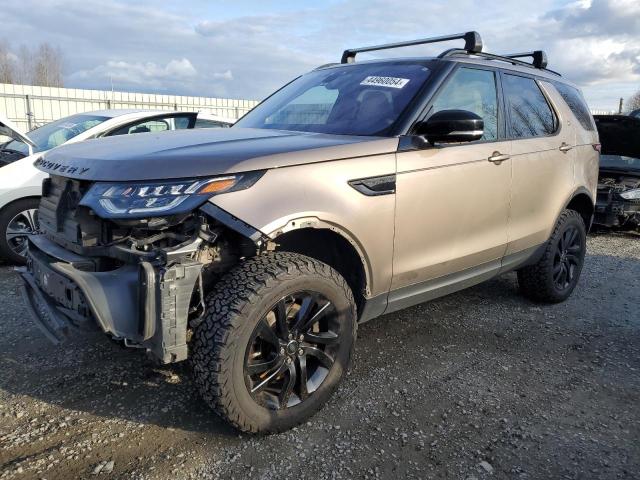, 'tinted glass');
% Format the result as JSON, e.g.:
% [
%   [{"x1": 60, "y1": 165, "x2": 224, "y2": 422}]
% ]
[
  {"x1": 235, "y1": 62, "x2": 432, "y2": 136},
  {"x1": 108, "y1": 115, "x2": 192, "y2": 136},
  {"x1": 195, "y1": 119, "x2": 231, "y2": 128},
  {"x1": 2, "y1": 114, "x2": 108, "y2": 155},
  {"x1": 431, "y1": 67, "x2": 498, "y2": 141},
  {"x1": 552, "y1": 81, "x2": 595, "y2": 131},
  {"x1": 503, "y1": 74, "x2": 557, "y2": 138}
]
